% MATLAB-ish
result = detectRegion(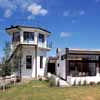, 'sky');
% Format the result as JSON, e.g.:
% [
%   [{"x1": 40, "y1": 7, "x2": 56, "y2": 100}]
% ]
[{"x1": 0, "y1": 0, "x2": 100, "y2": 59}]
